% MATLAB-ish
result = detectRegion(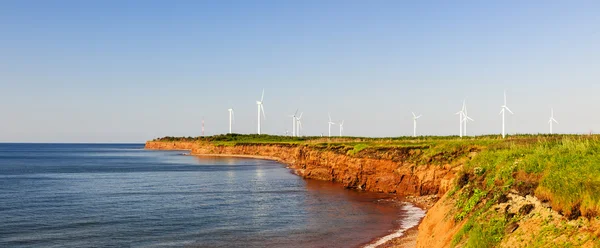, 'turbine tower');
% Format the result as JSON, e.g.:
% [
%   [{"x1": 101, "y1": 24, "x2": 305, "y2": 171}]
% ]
[
  {"x1": 328, "y1": 113, "x2": 336, "y2": 137},
  {"x1": 455, "y1": 101, "x2": 465, "y2": 138},
  {"x1": 499, "y1": 91, "x2": 514, "y2": 138},
  {"x1": 412, "y1": 112, "x2": 422, "y2": 137},
  {"x1": 256, "y1": 89, "x2": 266, "y2": 134},
  {"x1": 228, "y1": 108, "x2": 235, "y2": 134},
  {"x1": 296, "y1": 112, "x2": 303, "y2": 137},
  {"x1": 288, "y1": 109, "x2": 298, "y2": 137},
  {"x1": 462, "y1": 101, "x2": 474, "y2": 136},
  {"x1": 548, "y1": 108, "x2": 558, "y2": 134},
  {"x1": 339, "y1": 120, "x2": 345, "y2": 137}
]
